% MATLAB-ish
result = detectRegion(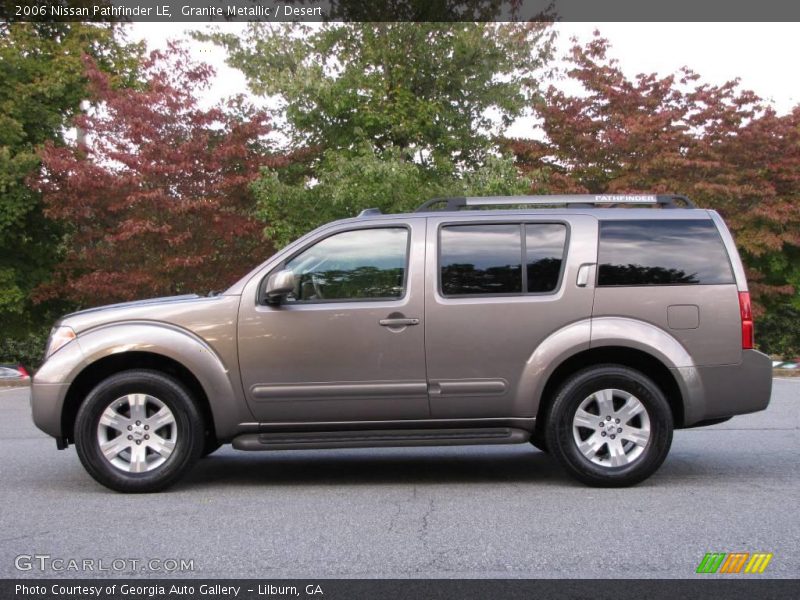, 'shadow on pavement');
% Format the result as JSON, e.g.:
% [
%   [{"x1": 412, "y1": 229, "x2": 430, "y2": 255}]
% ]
[{"x1": 182, "y1": 445, "x2": 576, "y2": 489}]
